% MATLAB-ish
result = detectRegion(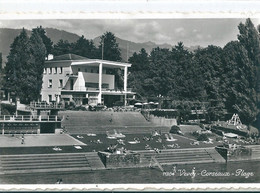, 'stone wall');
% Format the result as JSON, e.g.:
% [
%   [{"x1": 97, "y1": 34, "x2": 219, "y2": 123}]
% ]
[
  {"x1": 98, "y1": 151, "x2": 140, "y2": 168},
  {"x1": 149, "y1": 115, "x2": 177, "y2": 126},
  {"x1": 215, "y1": 145, "x2": 252, "y2": 161}
]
